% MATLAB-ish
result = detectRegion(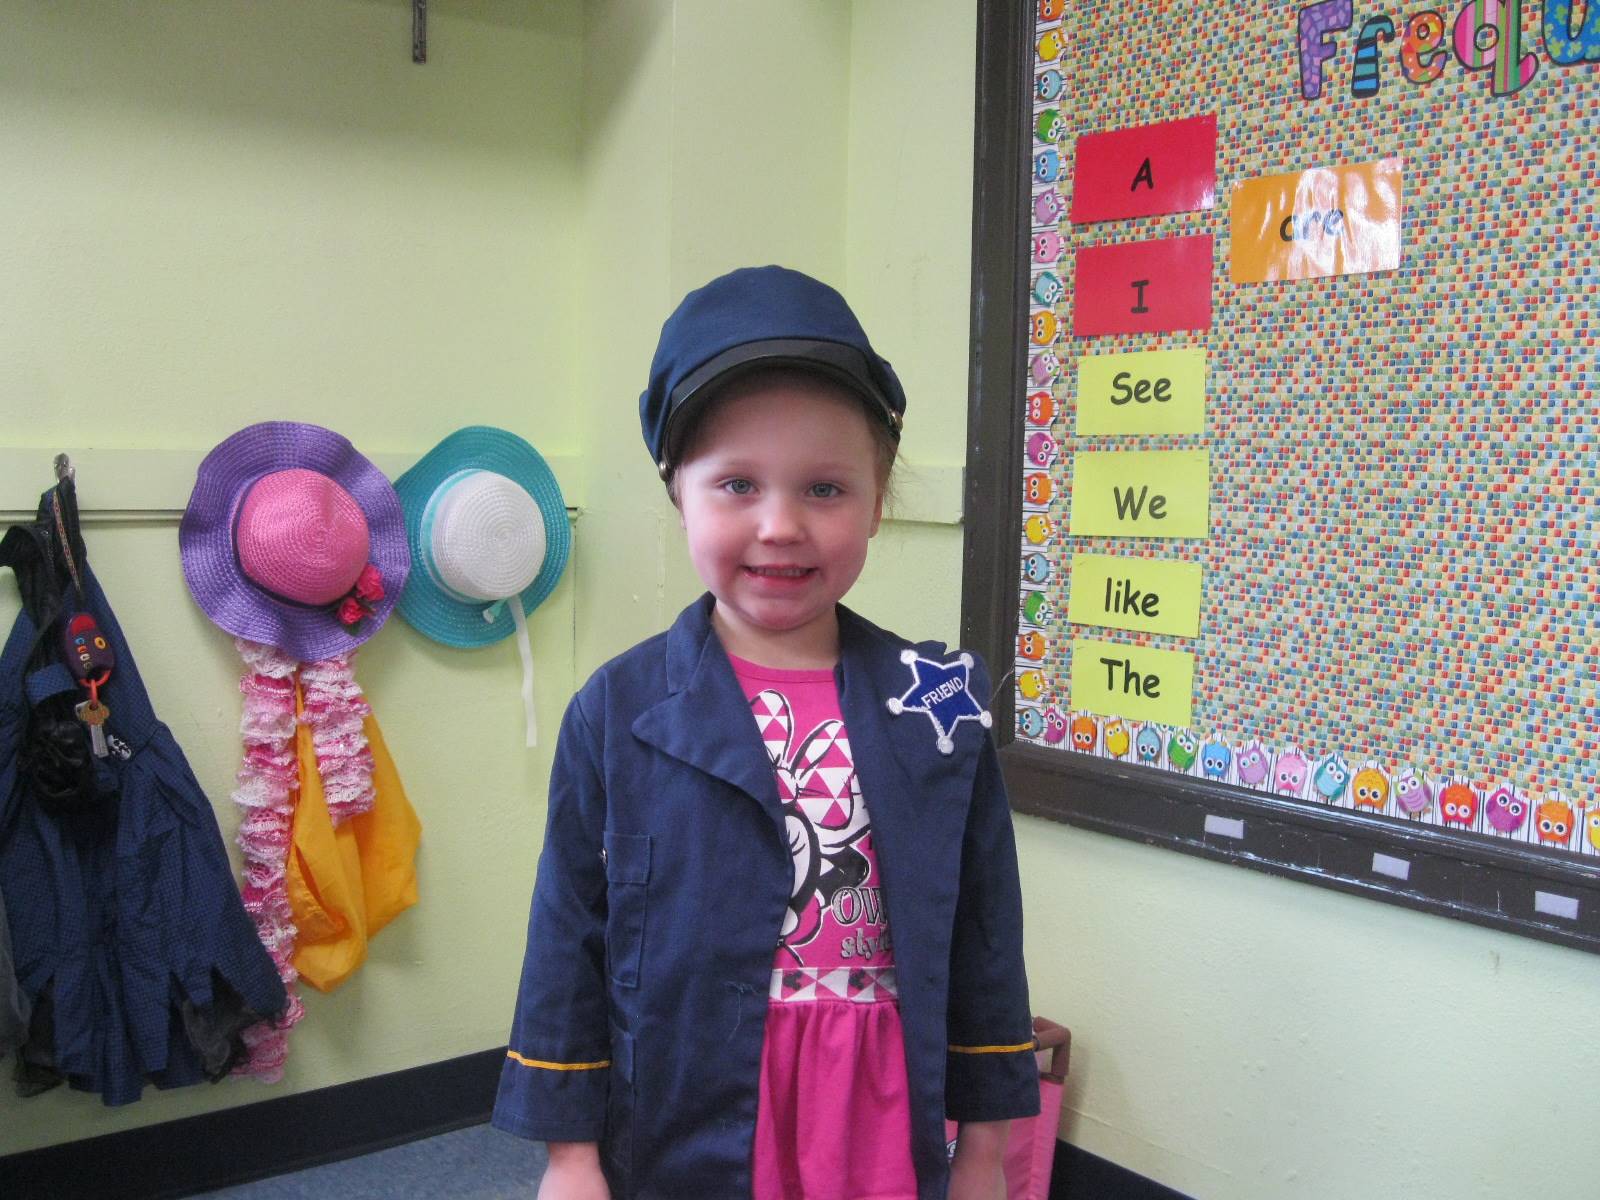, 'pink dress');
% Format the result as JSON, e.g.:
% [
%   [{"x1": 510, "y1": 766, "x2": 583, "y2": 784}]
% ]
[{"x1": 730, "y1": 656, "x2": 920, "y2": 1200}]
